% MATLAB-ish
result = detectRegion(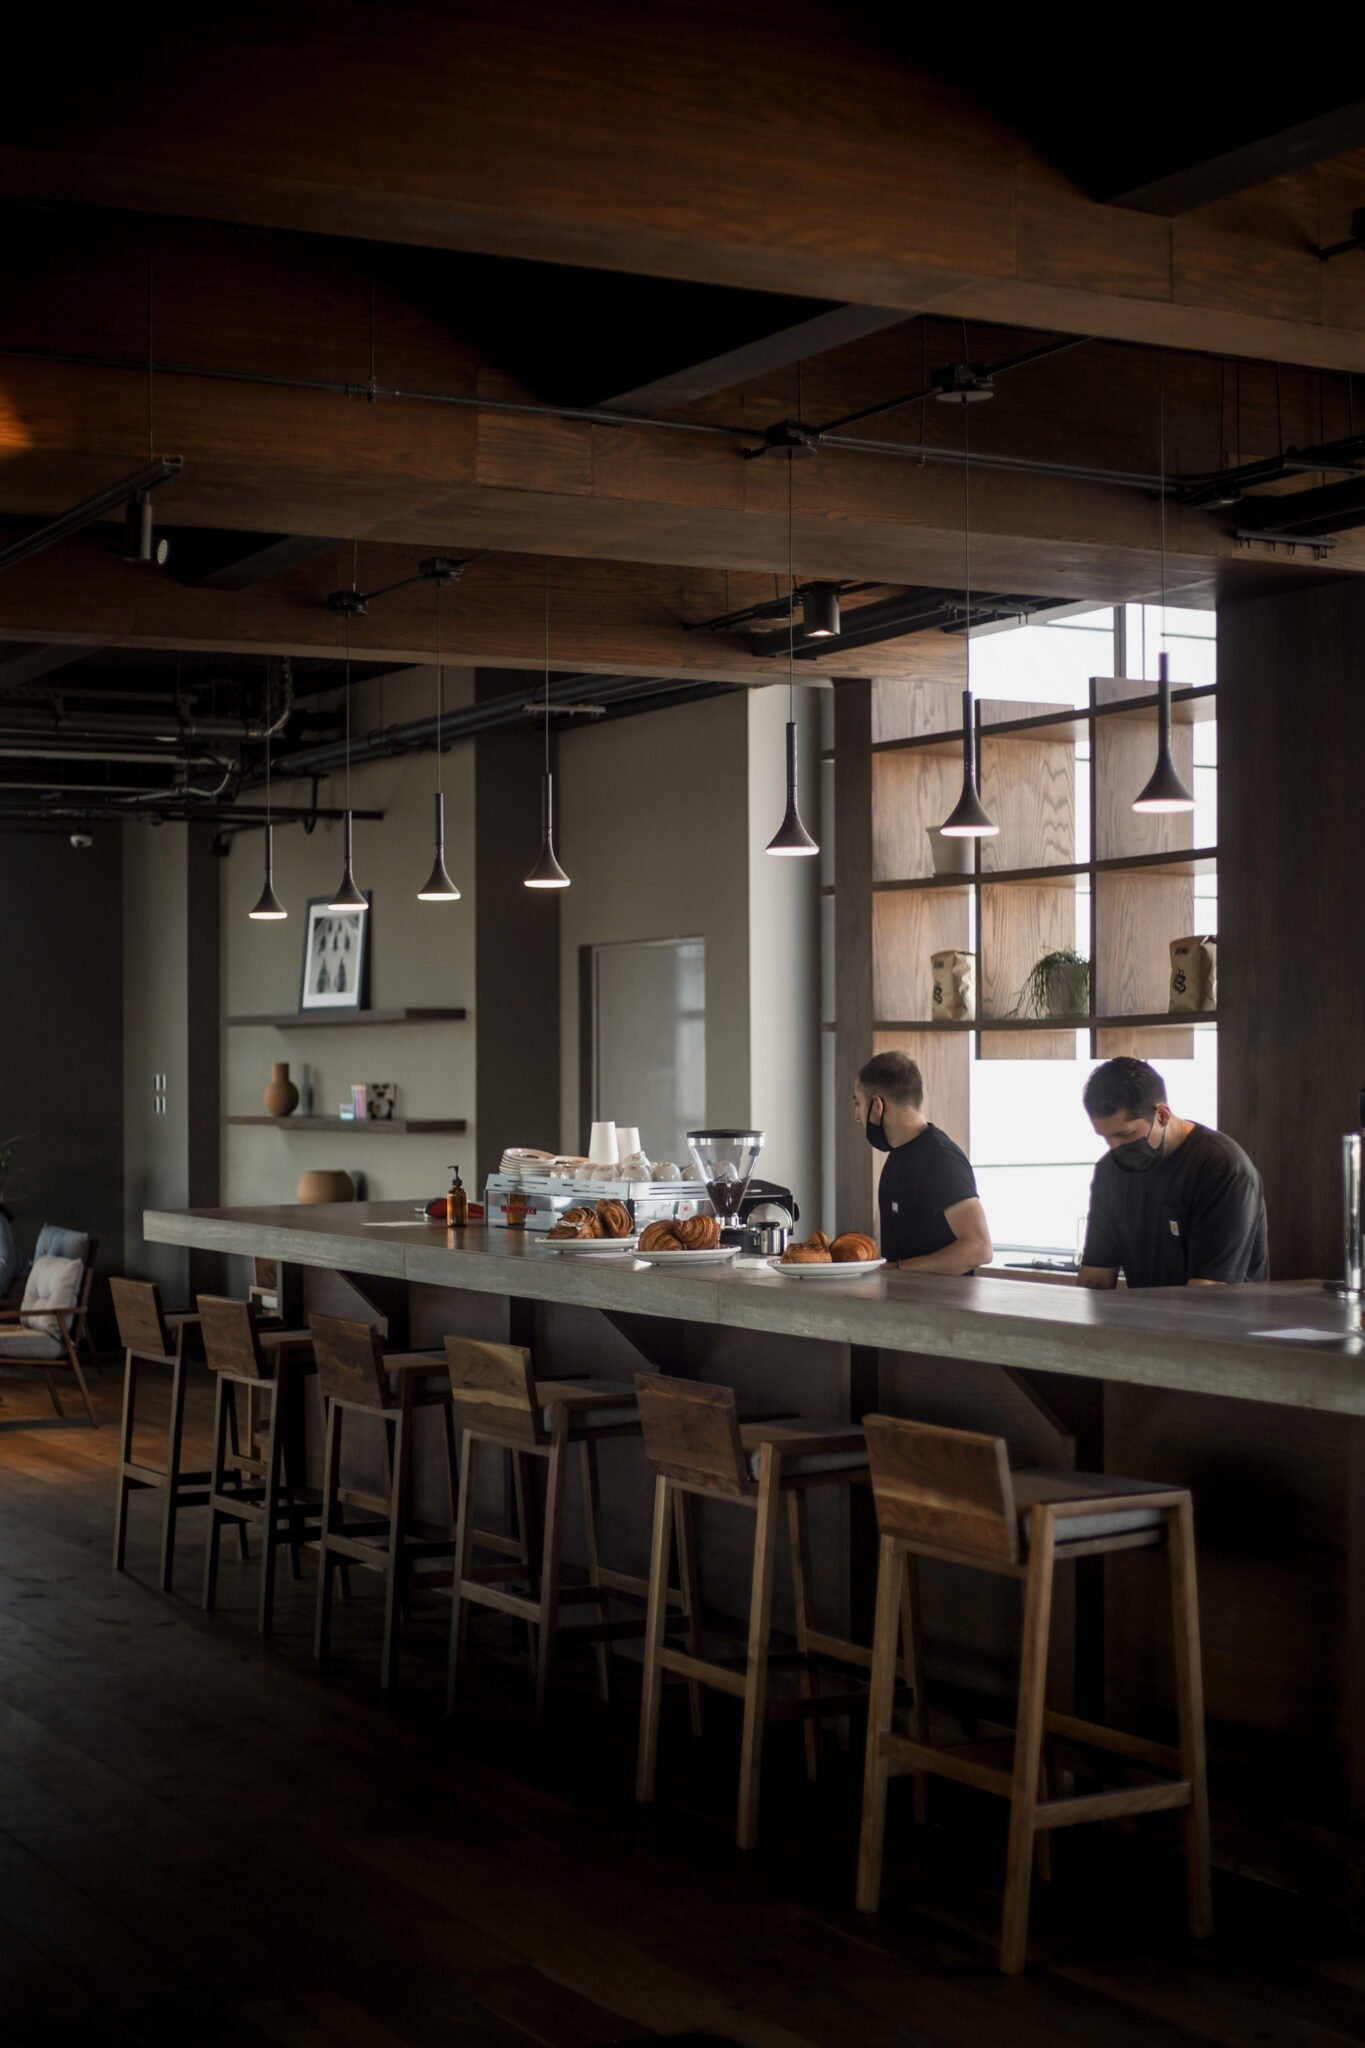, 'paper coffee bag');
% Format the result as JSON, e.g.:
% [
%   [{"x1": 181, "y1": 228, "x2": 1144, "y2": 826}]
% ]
[
  {"x1": 930, "y1": 949, "x2": 975, "y2": 1023},
  {"x1": 1169, "y1": 936, "x2": 1216, "y2": 1014}
]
